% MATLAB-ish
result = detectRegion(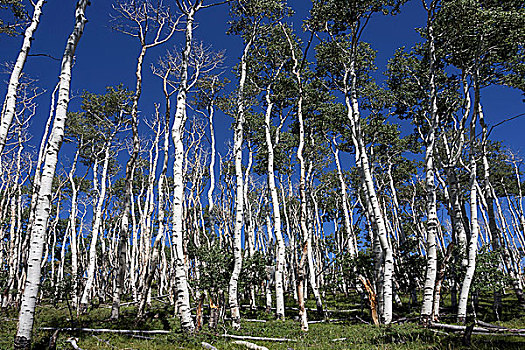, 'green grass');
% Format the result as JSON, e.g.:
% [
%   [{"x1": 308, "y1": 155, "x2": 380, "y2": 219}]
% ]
[{"x1": 0, "y1": 293, "x2": 523, "y2": 349}]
